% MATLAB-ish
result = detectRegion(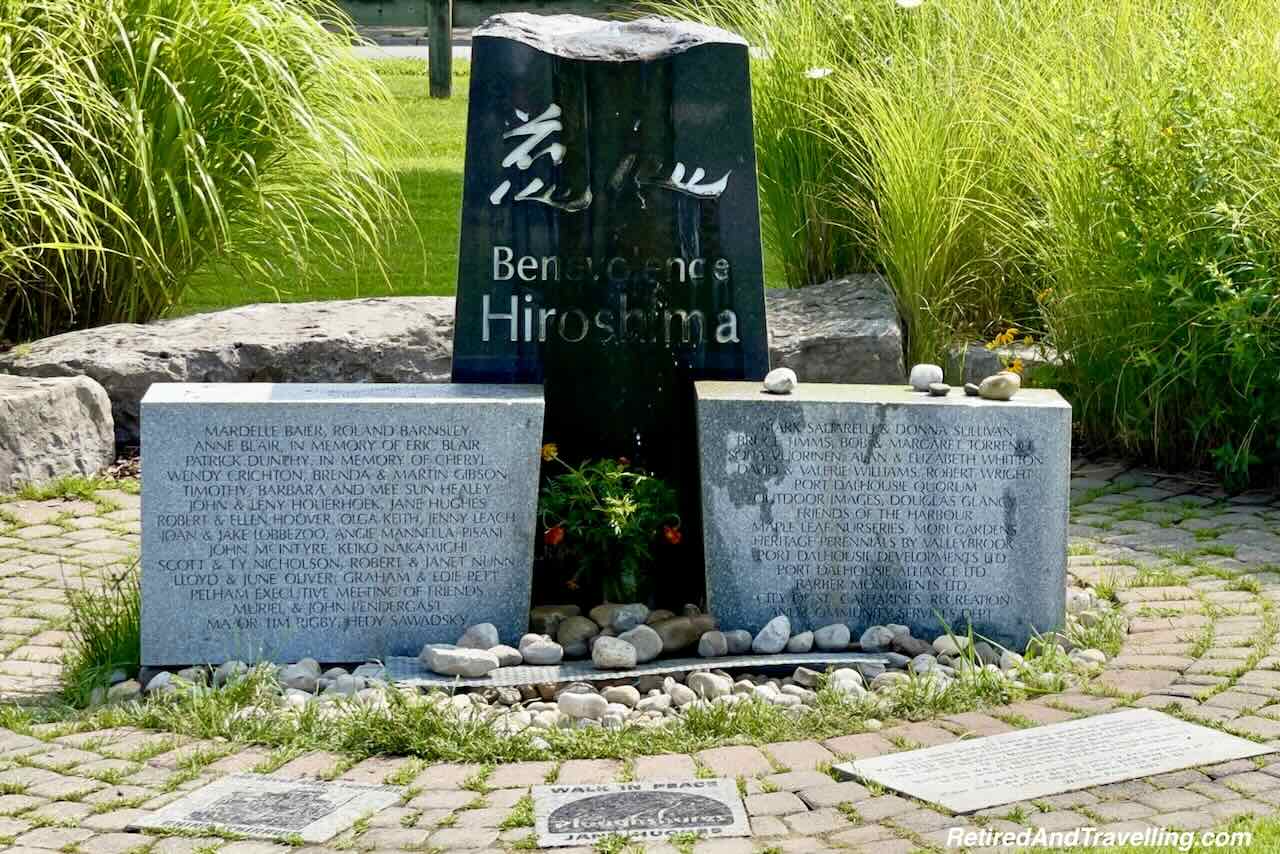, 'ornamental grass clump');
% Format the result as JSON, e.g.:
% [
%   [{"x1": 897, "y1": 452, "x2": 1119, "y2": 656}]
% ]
[
  {"x1": 0, "y1": 0, "x2": 402, "y2": 343},
  {"x1": 658, "y1": 0, "x2": 1280, "y2": 485}
]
